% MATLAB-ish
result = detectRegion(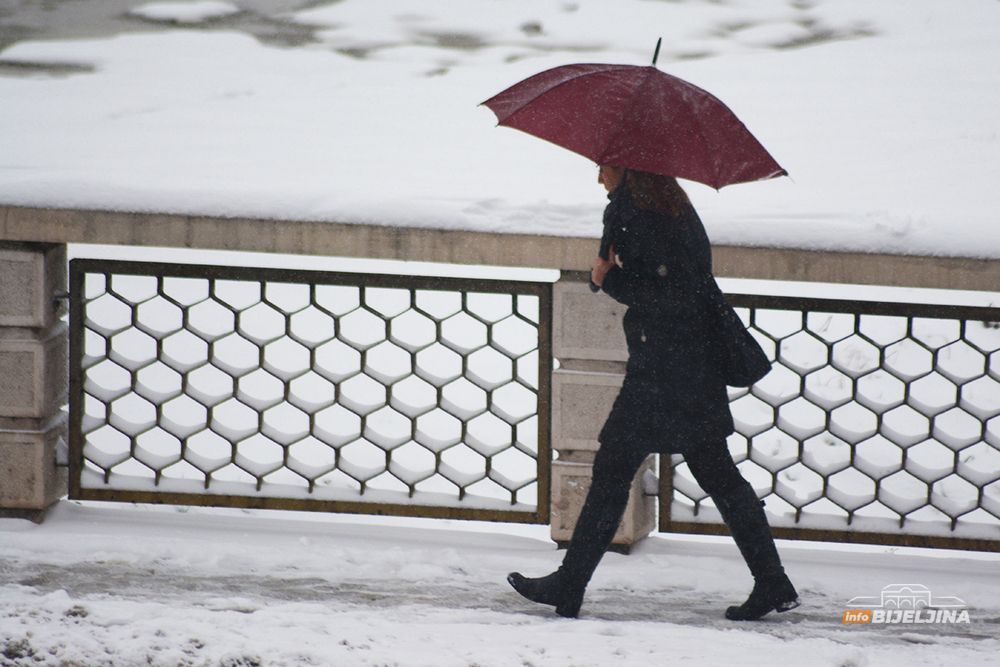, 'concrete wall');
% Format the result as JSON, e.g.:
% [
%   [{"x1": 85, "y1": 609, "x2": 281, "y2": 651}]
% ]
[
  {"x1": 4, "y1": 205, "x2": 1000, "y2": 291},
  {"x1": 549, "y1": 276, "x2": 657, "y2": 549},
  {"x1": 0, "y1": 242, "x2": 67, "y2": 521}
]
